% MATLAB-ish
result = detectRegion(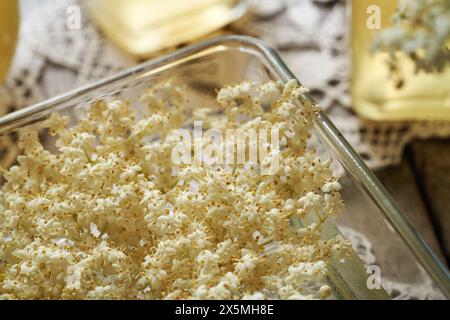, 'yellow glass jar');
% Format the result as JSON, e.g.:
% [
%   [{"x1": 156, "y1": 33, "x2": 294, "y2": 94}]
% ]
[
  {"x1": 0, "y1": 0, "x2": 19, "y2": 83},
  {"x1": 351, "y1": 0, "x2": 450, "y2": 121},
  {"x1": 84, "y1": 0, "x2": 247, "y2": 57}
]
